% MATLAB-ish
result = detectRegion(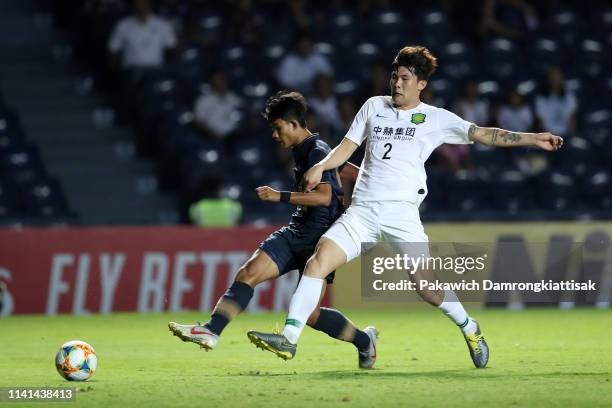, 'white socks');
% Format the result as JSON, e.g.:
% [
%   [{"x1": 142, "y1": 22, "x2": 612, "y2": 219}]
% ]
[
  {"x1": 438, "y1": 289, "x2": 477, "y2": 335},
  {"x1": 282, "y1": 276, "x2": 325, "y2": 344}
]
